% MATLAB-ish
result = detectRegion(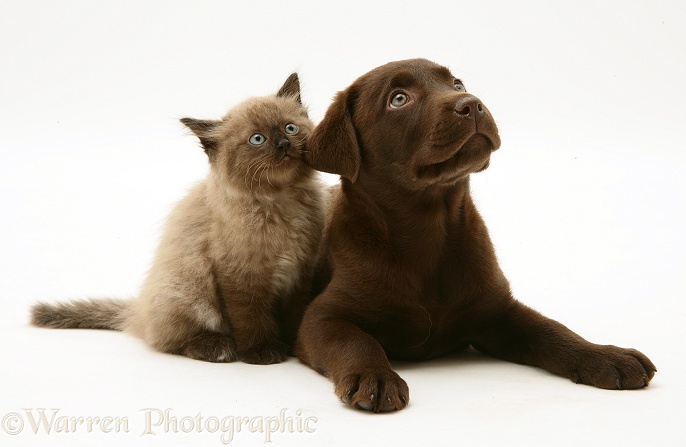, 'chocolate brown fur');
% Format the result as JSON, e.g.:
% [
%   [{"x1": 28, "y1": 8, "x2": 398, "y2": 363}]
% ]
[
  {"x1": 296, "y1": 59, "x2": 656, "y2": 412},
  {"x1": 32, "y1": 74, "x2": 326, "y2": 364}
]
